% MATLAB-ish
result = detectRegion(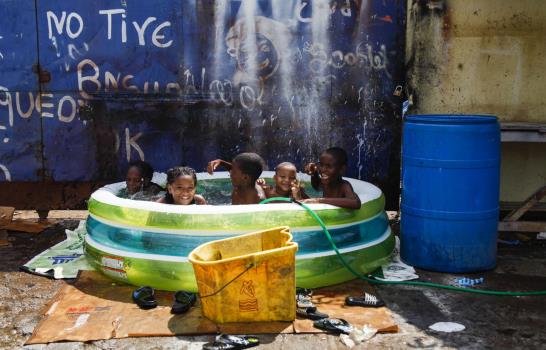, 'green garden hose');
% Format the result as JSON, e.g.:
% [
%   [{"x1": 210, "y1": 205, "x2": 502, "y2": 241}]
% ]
[{"x1": 260, "y1": 197, "x2": 546, "y2": 296}]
